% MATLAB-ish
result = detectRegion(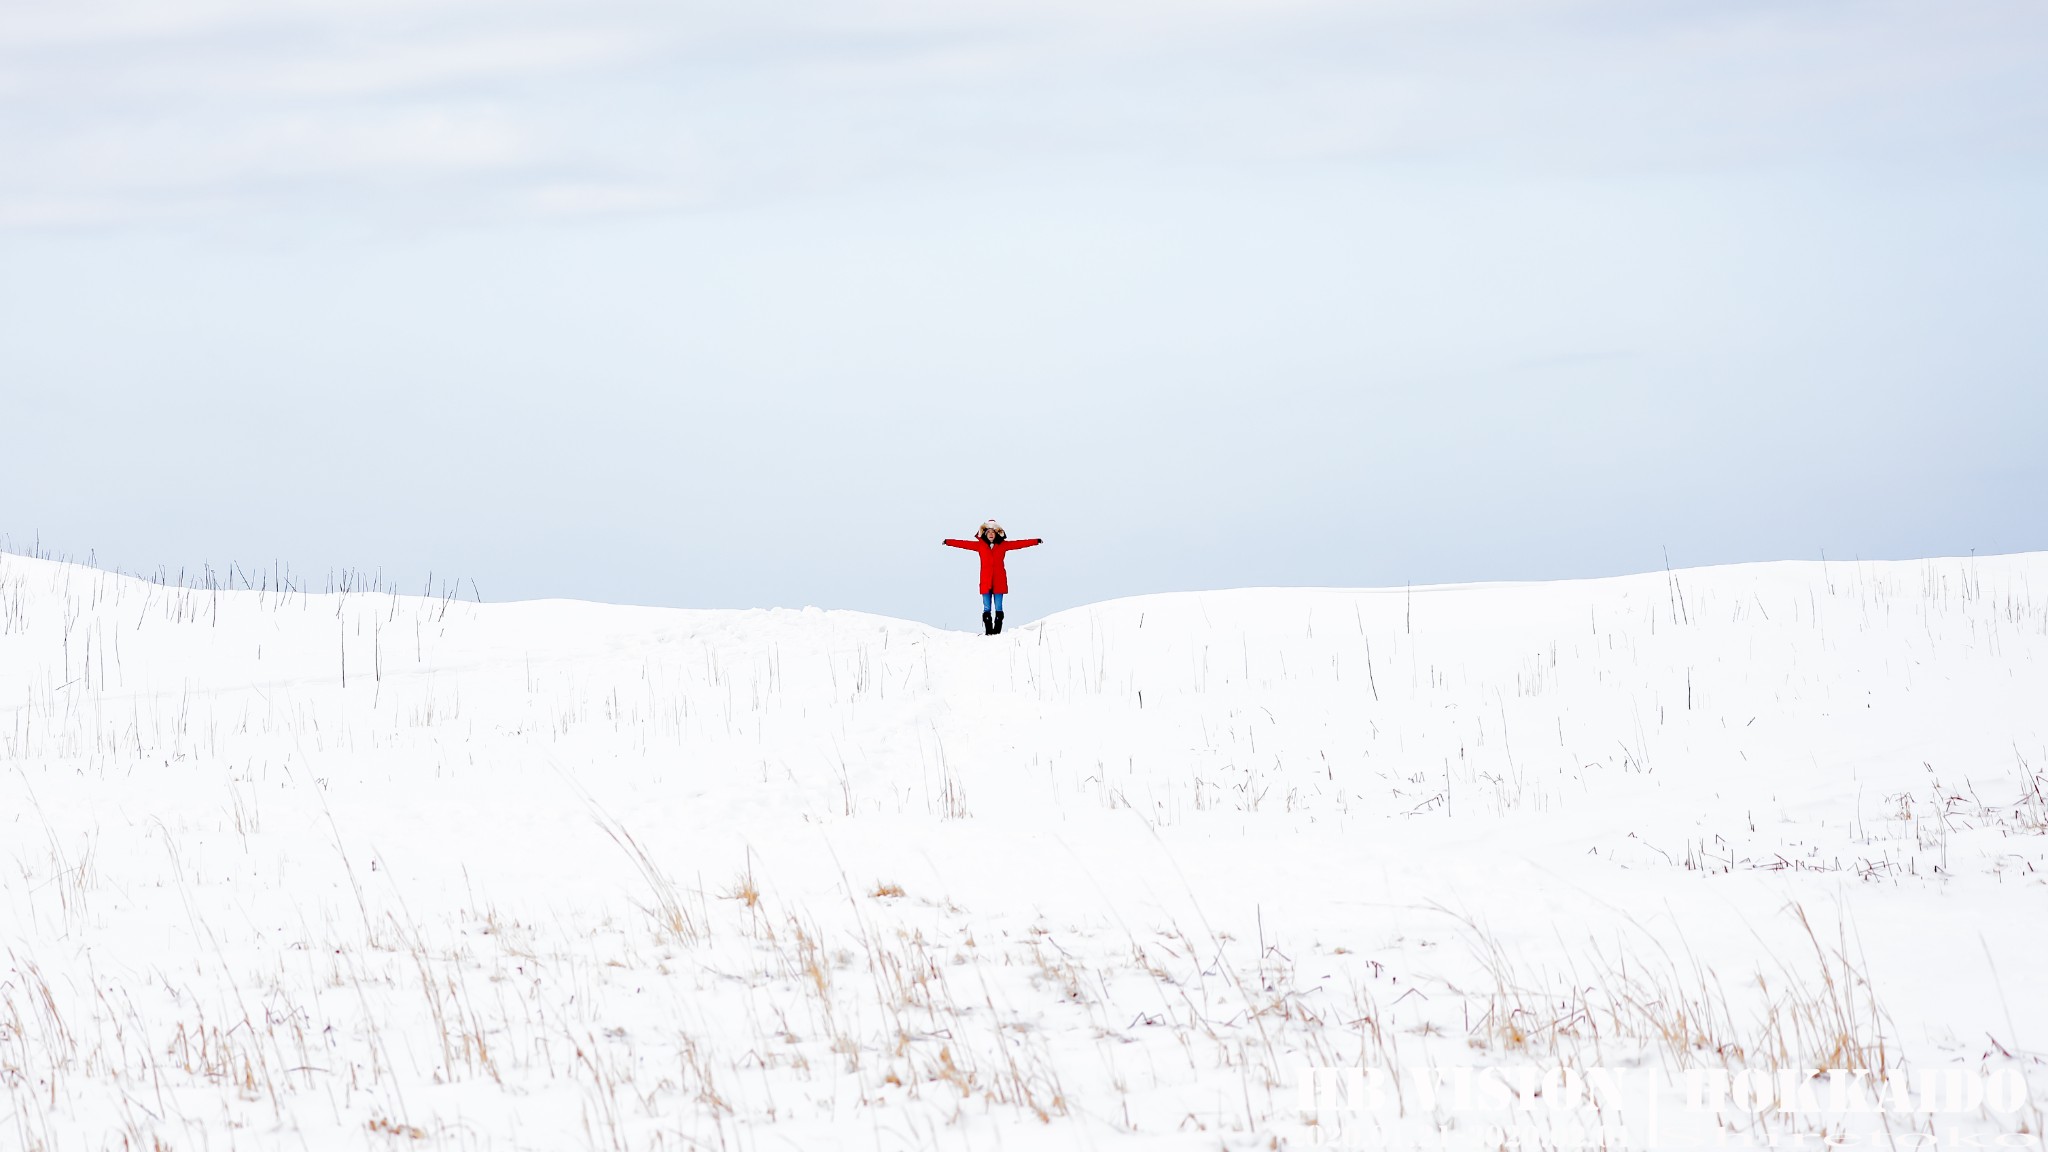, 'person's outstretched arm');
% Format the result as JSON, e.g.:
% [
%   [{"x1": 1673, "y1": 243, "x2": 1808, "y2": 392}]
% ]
[
  {"x1": 941, "y1": 539, "x2": 978, "y2": 550},
  {"x1": 1002, "y1": 538, "x2": 1043, "y2": 551}
]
